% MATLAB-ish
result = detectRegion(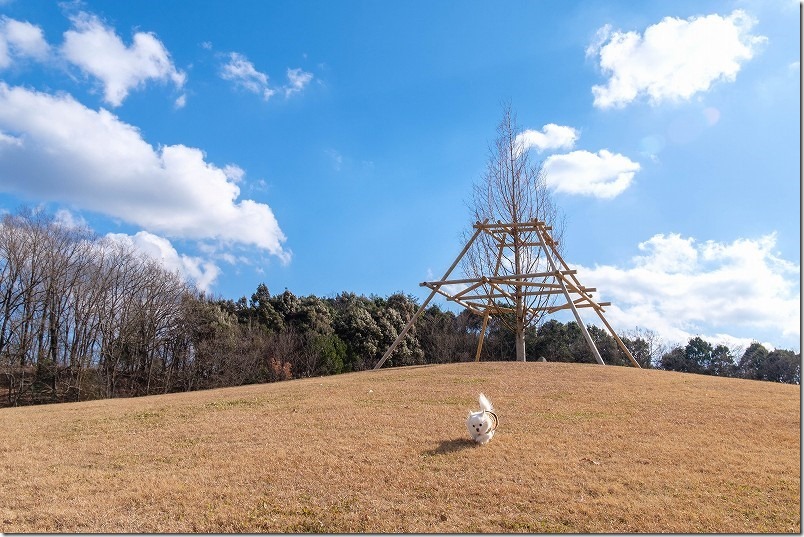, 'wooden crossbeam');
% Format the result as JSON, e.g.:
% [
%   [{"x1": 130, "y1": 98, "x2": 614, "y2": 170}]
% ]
[
  {"x1": 495, "y1": 242, "x2": 547, "y2": 248},
  {"x1": 433, "y1": 287, "x2": 610, "y2": 315},
  {"x1": 464, "y1": 301, "x2": 516, "y2": 313},
  {"x1": 473, "y1": 219, "x2": 551, "y2": 231},
  {"x1": 452, "y1": 279, "x2": 488, "y2": 300},
  {"x1": 456, "y1": 301, "x2": 612, "y2": 317},
  {"x1": 546, "y1": 301, "x2": 611, "y2": 314},
  {"x1": 421, "y1": 269, "x2": 576, "y2": 287},
  {"x1": 438, "y1": 288, "x2": 594, "y2": 302},
  {"x1": 553, "y1": 271, "x2": 606, "y2": 313}
]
